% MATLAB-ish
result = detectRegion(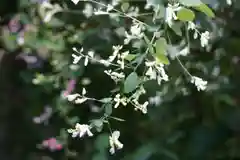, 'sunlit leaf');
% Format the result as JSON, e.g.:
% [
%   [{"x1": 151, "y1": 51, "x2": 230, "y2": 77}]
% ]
[
  {"x1": 155, "y1": 38, "x2": 170, "y2": 65},
  {"x1": 177, "y1": 8, "x2": 195, "y2": 22},
  {"x1": 194, "y1": 3, "x2": 215, "y2": 18}
]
